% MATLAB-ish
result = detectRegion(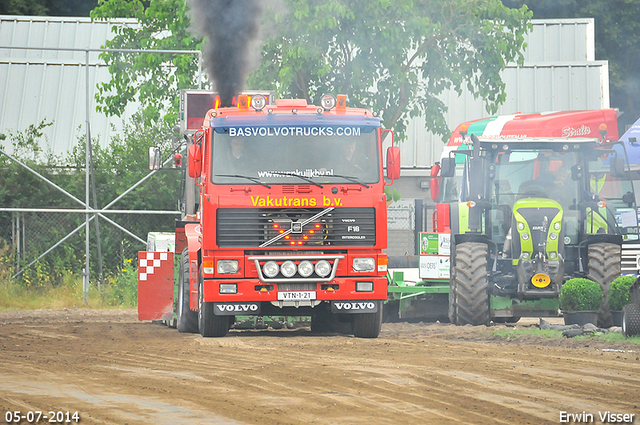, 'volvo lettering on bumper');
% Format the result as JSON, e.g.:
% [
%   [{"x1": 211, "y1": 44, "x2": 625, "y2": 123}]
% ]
[
  {"x1": 330, "y1": 301, "x2": 378, "y2": 314},
  {"x1": 214, "y1": 303, "x2": 261, "y2": 315}
]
